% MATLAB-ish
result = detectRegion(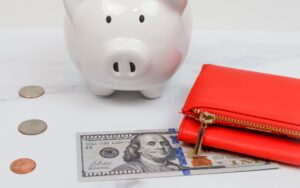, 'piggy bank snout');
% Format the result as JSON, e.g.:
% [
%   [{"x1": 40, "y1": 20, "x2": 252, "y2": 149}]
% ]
[{"x1": 105, "y1": 40, "x2": 150, "y2": 79}]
